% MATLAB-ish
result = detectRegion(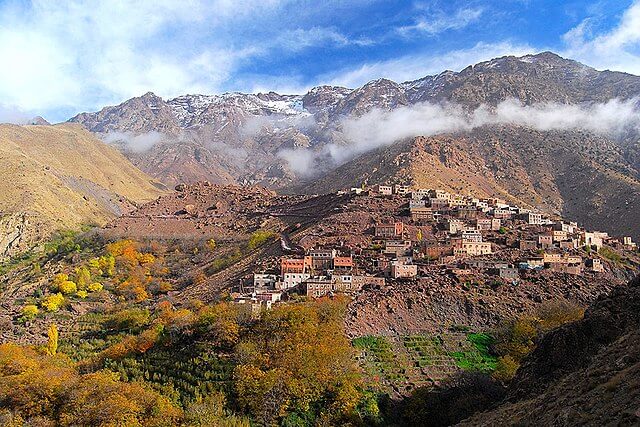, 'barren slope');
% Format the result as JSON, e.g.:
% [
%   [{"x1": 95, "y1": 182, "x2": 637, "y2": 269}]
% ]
[{"x1": 0, "y1": 124, "x2": 166, "y2": 258}]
